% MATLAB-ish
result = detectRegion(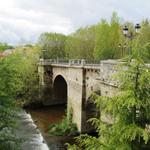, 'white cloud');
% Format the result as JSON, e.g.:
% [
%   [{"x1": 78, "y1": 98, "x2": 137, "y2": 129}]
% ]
[{"x1": 0, "y1": 0, "x2": 150, "y2": 44}]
